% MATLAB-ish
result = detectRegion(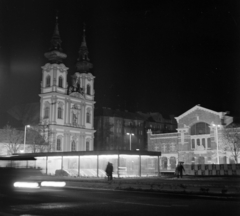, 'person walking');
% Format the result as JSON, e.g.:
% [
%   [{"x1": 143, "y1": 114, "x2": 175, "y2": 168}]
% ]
[
  {"x1": 178, "y1": 162, "x2": 185, "y2": 178},
  {"x1": 105, "y1": 162, "x2": 113, "y2": 181},
  {"x1": 175, "y1": 163, "x2": 179, "y2": 178}
]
